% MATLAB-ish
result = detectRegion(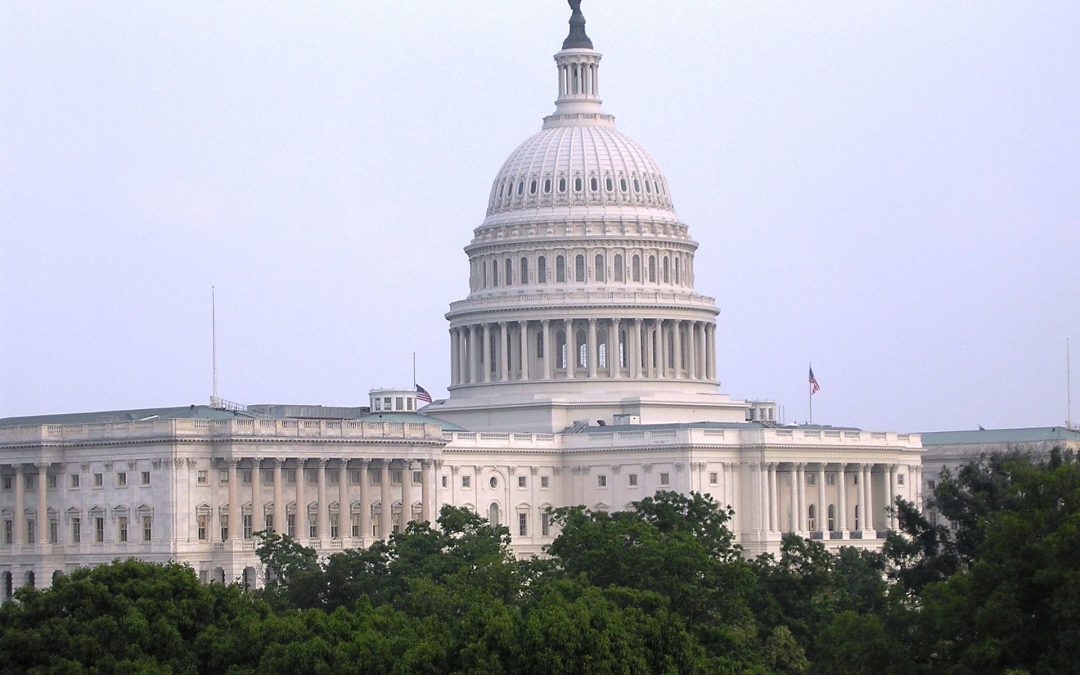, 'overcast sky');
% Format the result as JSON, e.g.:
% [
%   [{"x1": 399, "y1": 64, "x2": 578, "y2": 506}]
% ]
[{"x1": 2, "y1": 1, "x2": 1078, "y2": 432}]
